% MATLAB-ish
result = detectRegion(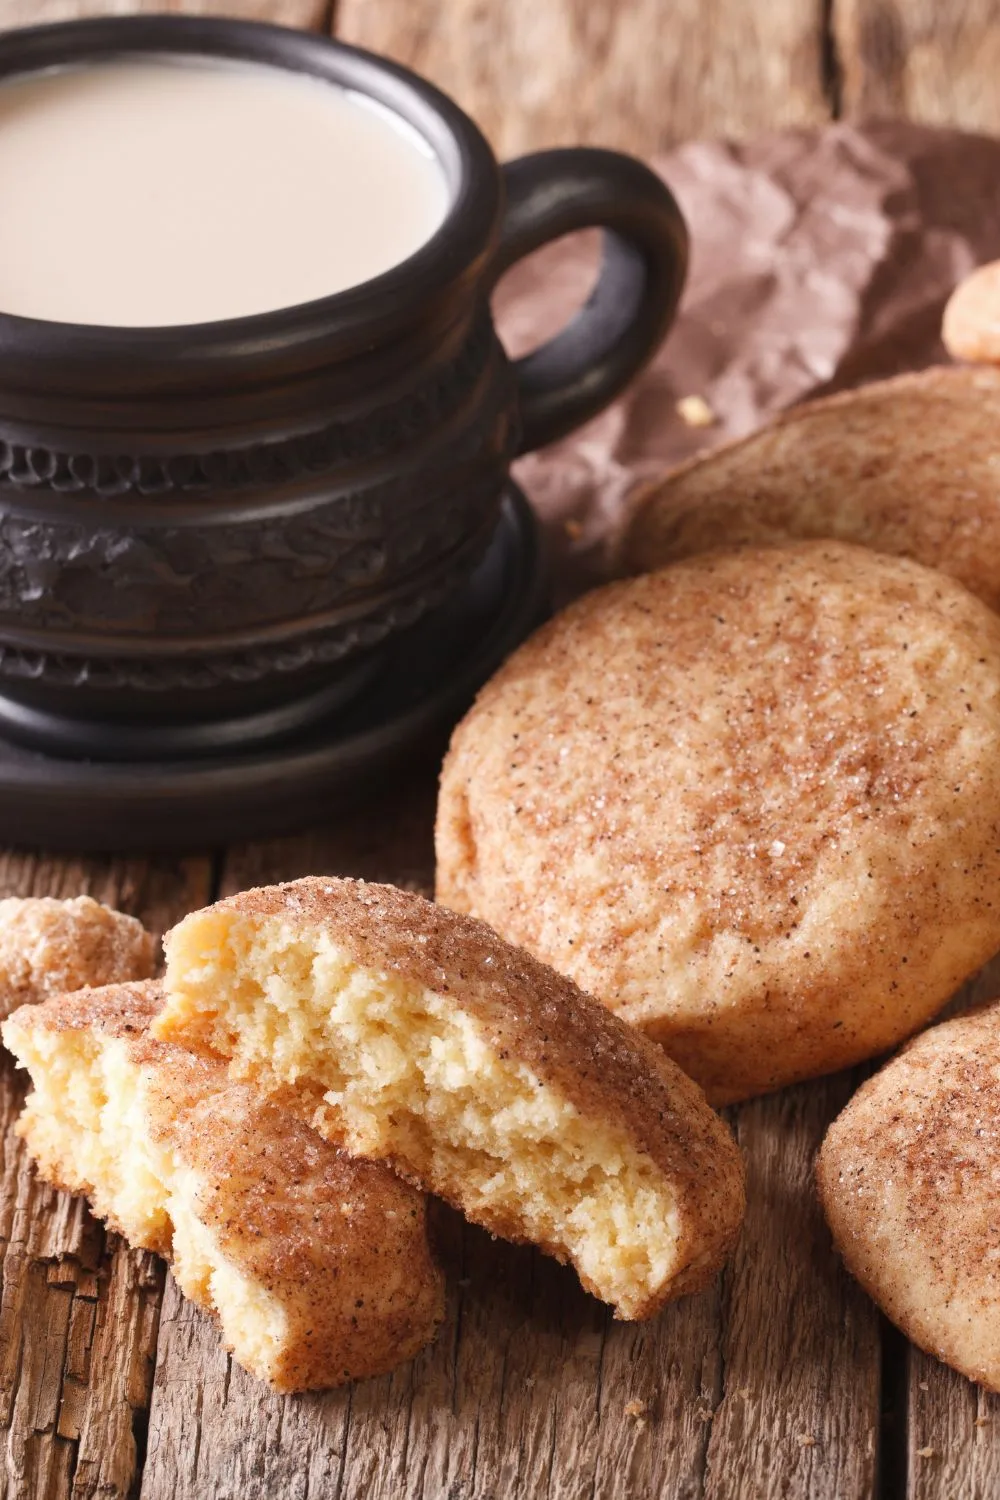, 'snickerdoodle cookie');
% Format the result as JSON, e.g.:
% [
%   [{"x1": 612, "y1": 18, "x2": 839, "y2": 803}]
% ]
[
  {"x1": 818, "y1": 1002, "x2": 1000, "y2": 1392},
  {"x1": 4, "y1": 981, "x2": 444, "y2": 1391},
  {"x1": 0, "y1": 895, "x2": 155, "y2": 1020},
  {"x1": 153, "y1": 877, "x2": 745, "y2": 1320},
  {"x1": 621, "y1": 366, "x2": 1000, "y2": 612},
  {"x1": 436, "y1": 541, "x2": 1000, "y2": 1102}
]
